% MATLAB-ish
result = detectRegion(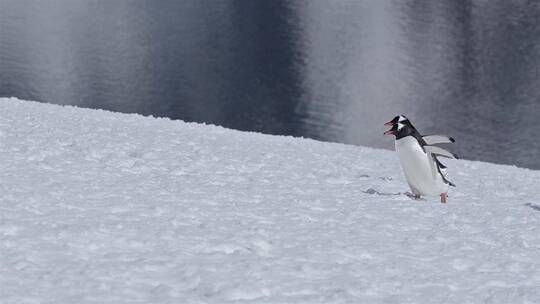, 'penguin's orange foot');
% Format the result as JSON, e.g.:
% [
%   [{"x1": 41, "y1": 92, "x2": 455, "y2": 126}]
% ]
[{"x1": 440, "y1": 193, "x2": 448, "y2": 203}]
